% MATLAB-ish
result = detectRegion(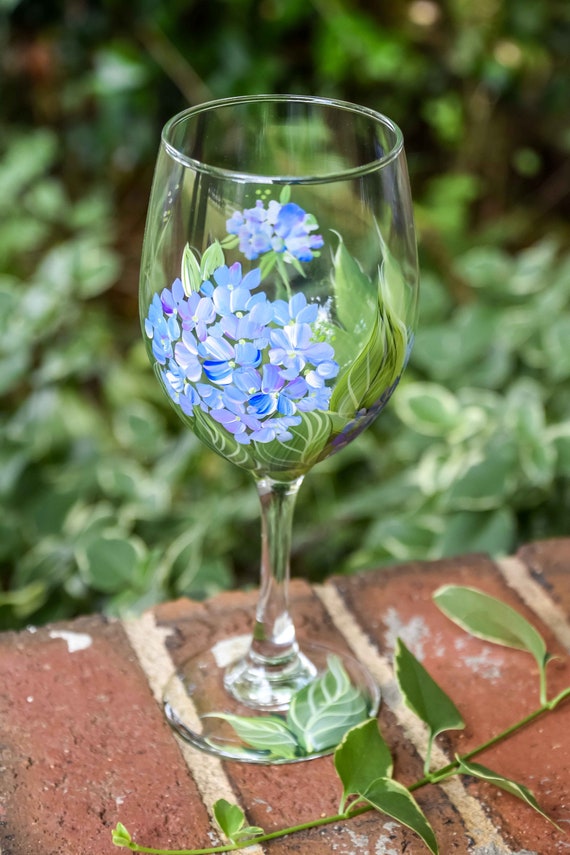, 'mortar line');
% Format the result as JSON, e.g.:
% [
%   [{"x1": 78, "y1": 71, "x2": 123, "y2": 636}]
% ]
[
  {"x1": 314, "y1": 581, "x2": 518, "y2": 855},
  {"x1": 122, "y1": 611, "x2": 265, "y2": 855},
  {"x1": 497, "y1": 555, "x2": 570, "y2": 653}
]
